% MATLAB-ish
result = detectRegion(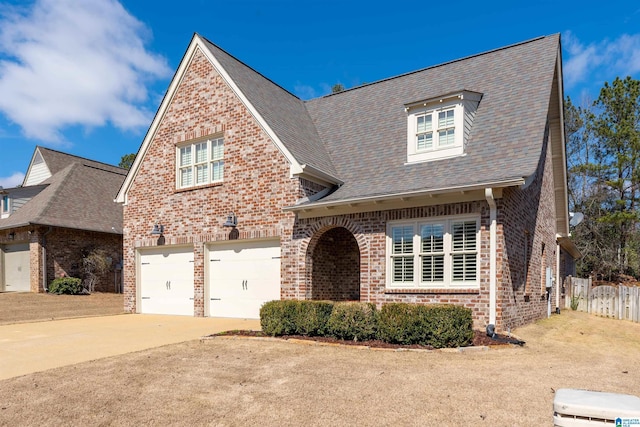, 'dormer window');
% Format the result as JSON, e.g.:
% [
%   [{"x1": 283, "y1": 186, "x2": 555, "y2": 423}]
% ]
[
  {"x1": 1, "y1": 194, "x2": 9, "y2": 218},
  {"x1": 406, "y1": 91, "x2": 482, "y2": 163}
]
